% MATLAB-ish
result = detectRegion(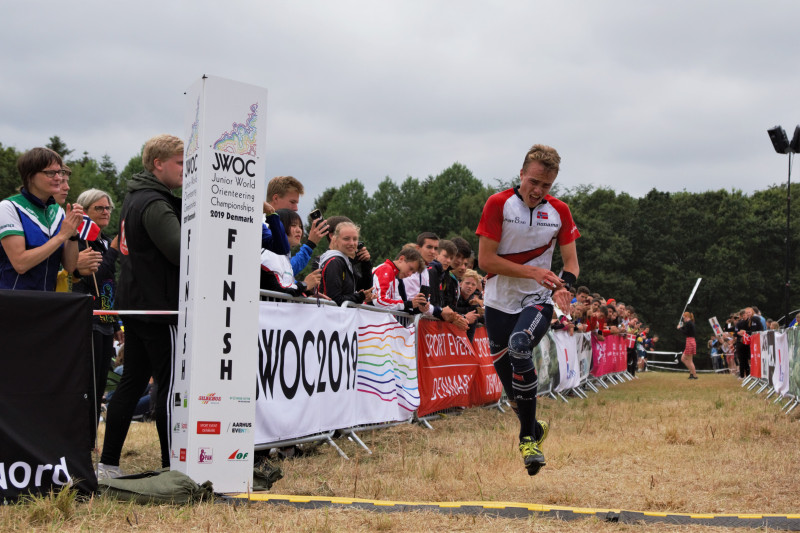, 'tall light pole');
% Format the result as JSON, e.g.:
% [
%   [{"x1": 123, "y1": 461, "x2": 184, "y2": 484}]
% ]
[{"x1": 767, "y1": 125, "x2": 798, "y2": 325}]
